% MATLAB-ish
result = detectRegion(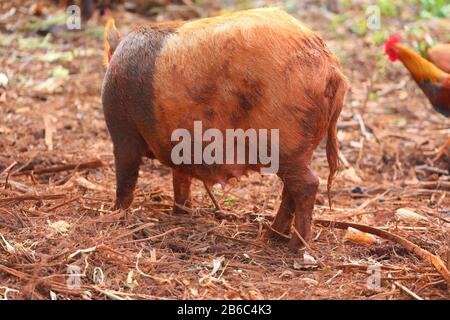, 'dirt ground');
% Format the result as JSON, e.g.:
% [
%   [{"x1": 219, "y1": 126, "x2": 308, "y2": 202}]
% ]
[{"x1": 0, "y1": 0, "x2": 449, "y2": 300}]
